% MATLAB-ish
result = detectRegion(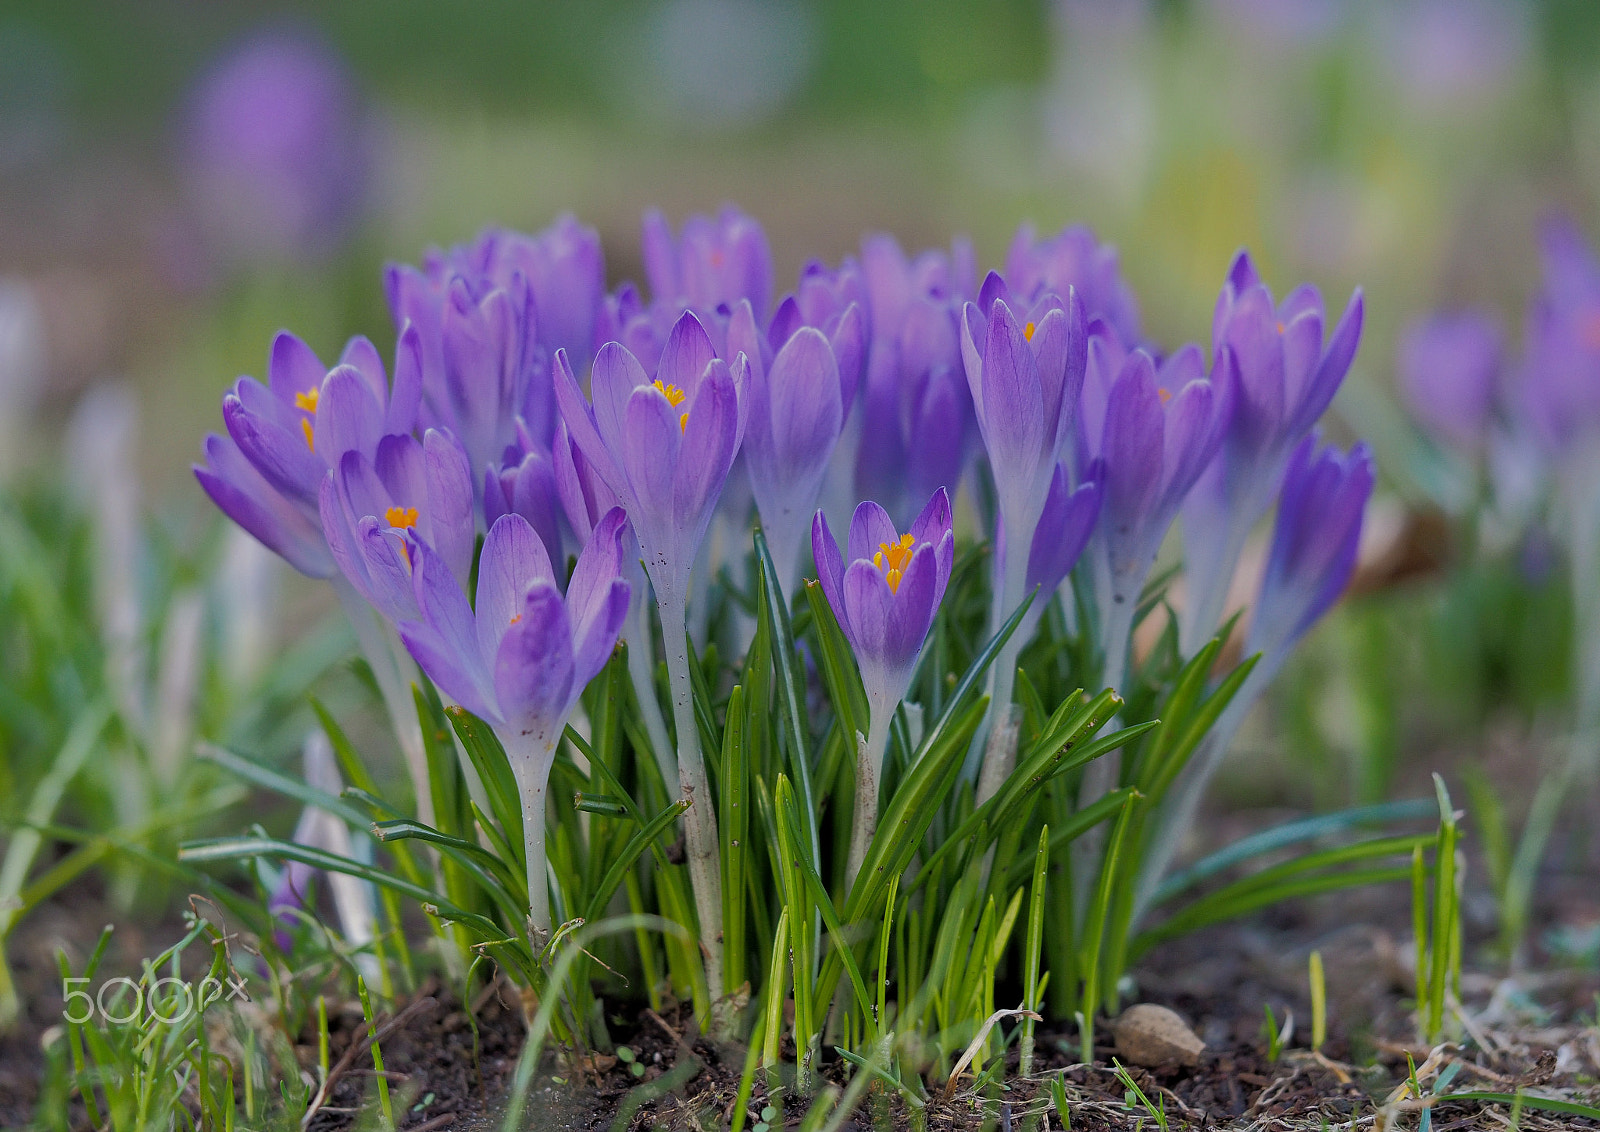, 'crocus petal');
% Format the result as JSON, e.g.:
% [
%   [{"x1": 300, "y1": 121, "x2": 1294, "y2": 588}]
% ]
[
  {"x1": 846, "y1": 500, "x2": 900, "y2": 566},
  {"x1": 224, "y1": 389, "x2": 325, "y2": 505},
  {"x1": 385, "y1": 323, "x2": 424, "y2": 436},
  {"x1": 313, "y1": 365, "x2": 384, "y2": 463},
  {"x1": 268, "y1": 331, "x2": 327, "y2": 404},
  {"x1": 475, "y1": 512, "x2": 557, "y2": 662},
  {"x1": 1288, "y1": 289, "x2": 1364, "y2": 436},
  {"x1": 881, "y1": 541, "x2": 937, "y2": 673},
  {"x1": 811, "y1": 510, "x2": 849, "y2": 645},
  {"x1": 658, "y1": 310, "x2": 718, "y2": 394},
  {"x1": 673, "y1": 358, "x2": 744, "y2": 538},
  {"x1": 423, "y1": 429, "x2": 476, "y2": 589},
  {"x1": 623, "y1": 382, "x2": 683, "y2": 529},
  {"x1": 767, "y1": 327, "x2": 842, "y2": 475},
  {"x1": 842, "y1": 559, "x2": 896, "y2": 683},
  {"x1": 402, "y1": 540, "x2": 496, "y2": 720},
  {"x1": 196, "y1": 434, "x2": 333, "y2": 577},
  {"x1": 493, "y1": 583, "x2": 576, "y2": 743}
]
